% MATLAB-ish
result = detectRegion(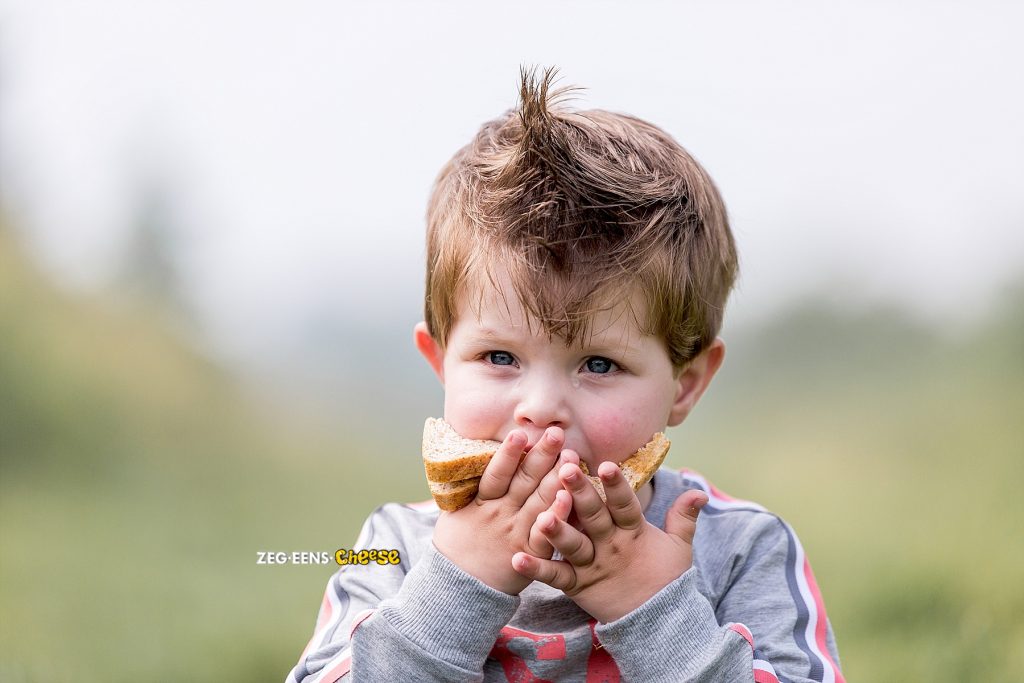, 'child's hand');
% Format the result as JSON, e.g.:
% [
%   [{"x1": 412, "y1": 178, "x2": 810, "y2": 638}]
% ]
[
  {"x1": 432, "y1": 427, "x2": 577, "y2": 596},
  {"x1": 510, "y1": 461, "x2": 708, "y2": 623}
]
